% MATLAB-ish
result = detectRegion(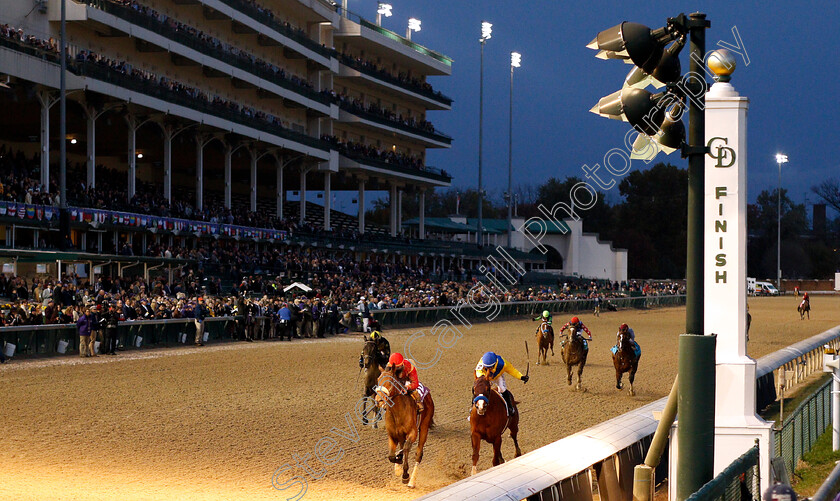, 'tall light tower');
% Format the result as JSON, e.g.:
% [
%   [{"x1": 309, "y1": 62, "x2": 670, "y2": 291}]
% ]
[
  {"x1": 376, "y1": 3, "x2": 392, "y2": 26},
  {"x1": 477, "y1": 21, "x2": 491, "y2": 248},
  {"x1": 508, "y1": 51, "x2": 521, "y2": 248},
  {"x1": 776, "y1": 153, "x2": 789, "y2": 289}
]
